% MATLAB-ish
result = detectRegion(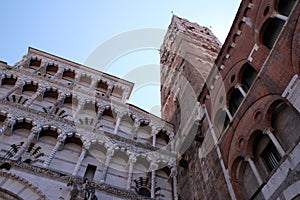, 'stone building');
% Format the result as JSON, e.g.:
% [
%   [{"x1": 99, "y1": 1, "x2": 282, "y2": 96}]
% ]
[
  {"x1": 0, "y1": 47, "x2": 178, "y2": 199},
  {"x1": 1, "y1": 0, "x2": 300, "y2": 199},
  {"x1": 160, "y1": 0, "x2": 300, "y2": 200}
]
